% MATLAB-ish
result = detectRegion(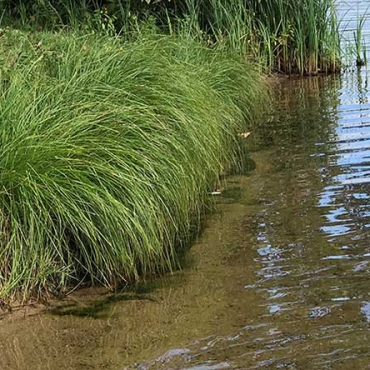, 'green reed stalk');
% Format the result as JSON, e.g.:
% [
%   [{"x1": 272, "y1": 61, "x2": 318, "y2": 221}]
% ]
[
  {"x1": 354, "y1": 10, "x2": 367, "y2": 66},
  {"x1": 180, "y1": 0, "x2": 341, "y2": 75}
]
